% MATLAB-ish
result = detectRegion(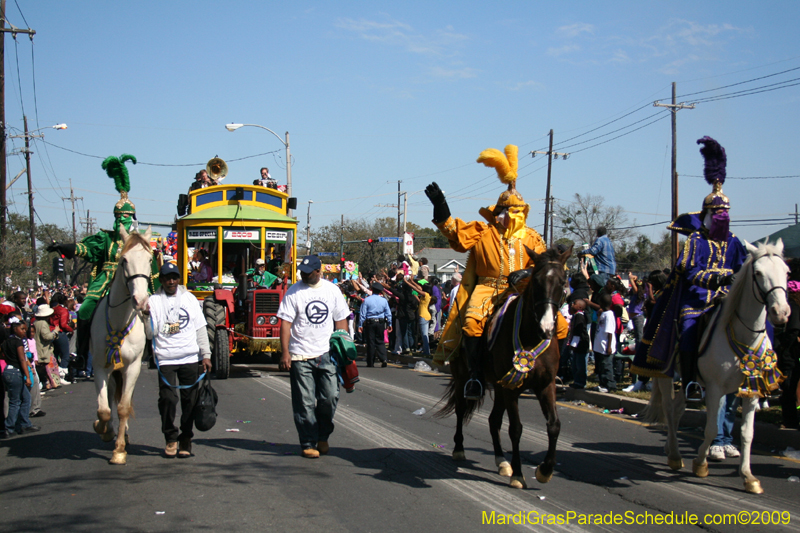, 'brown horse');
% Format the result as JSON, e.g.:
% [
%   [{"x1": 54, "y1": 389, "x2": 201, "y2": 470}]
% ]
[{"x1": 438, "y1": 245, "x2": 571, "y2": 488}]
